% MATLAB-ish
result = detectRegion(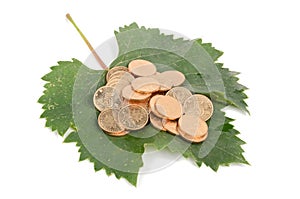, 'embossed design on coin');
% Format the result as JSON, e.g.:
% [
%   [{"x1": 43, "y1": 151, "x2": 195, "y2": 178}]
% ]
[
  {"x1": 128, "y1": 59, "x2": 157, "y2": 77},
  {"x1": 183, "y1": 94, "x2": 214, "y2": 121},
  {"x1": 150, "y1": 113, "x2": 166, "y2": 131},
  {"x1": 166, "y1": 87, "x2": 192, "y2": 105},
  {"x1": 155, "y1": 96, "x2": 182, "y2": 120},
  {"x1": 131, "y1": 77, "x2": 160, "y2": 93},
  {"x1": 118, "y1": 105, "x2": 149, "y2": 130},
  {"x1": 93, "y1": 86, "x2": 122, "y2": 111},
  {"x1": 178, "y1": 115, "x2": 208, "y2": 142},
  {"x1": 98, "y1": 109, "x2": 125, "y2": 134}
]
